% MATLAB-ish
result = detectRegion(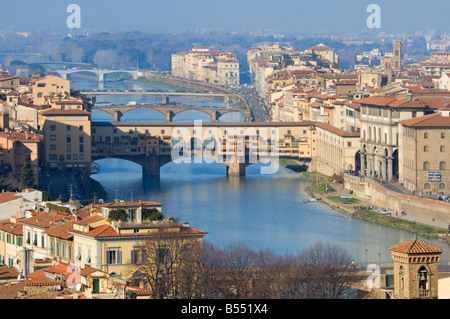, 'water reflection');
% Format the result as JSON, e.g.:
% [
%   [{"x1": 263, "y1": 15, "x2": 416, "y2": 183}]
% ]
[{"x1": 90, "y1": 158, "x2": 450, "y2": 264}]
